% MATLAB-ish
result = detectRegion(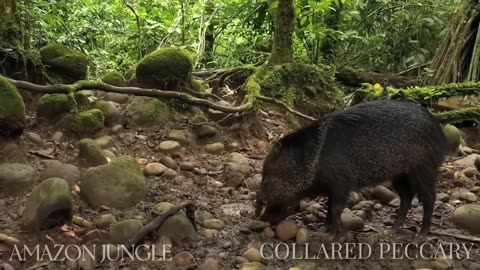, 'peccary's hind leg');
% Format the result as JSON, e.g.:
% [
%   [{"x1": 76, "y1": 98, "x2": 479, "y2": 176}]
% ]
[
  {"x1": 326, "y1": 193, "x2": 348, "y2": 236},
  {"x1": 415, "y1": 169, "x2": 438, "y2": 237},
  {"x1": 391, "y1": 174, "x2": 414, "y2": 233}
]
